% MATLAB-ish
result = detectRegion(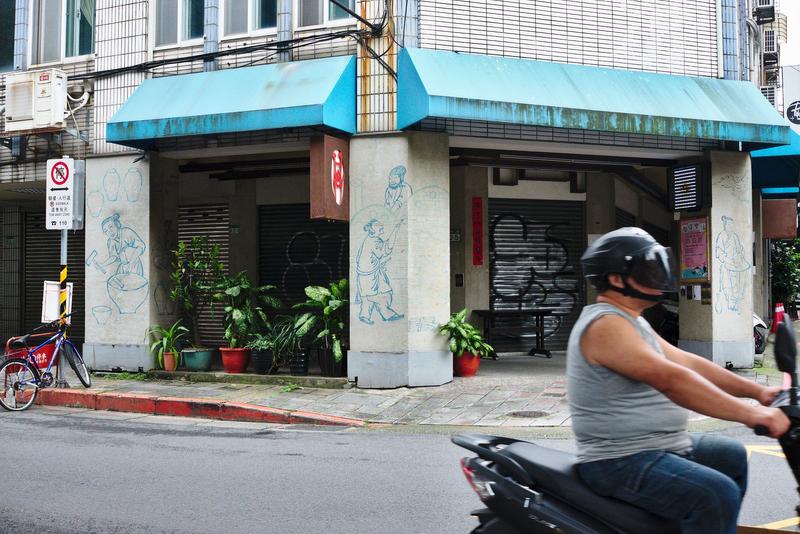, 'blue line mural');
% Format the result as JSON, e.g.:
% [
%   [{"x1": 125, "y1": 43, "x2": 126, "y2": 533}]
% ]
[
  {"x1": 354, "y1": 218, "x2": 405, "y2": 324},
  {"x1": 87, "y1": 213, "x2": 148, "y2": 314},
  {"x1": 384, "y1": 165, "x2": 413, "y2": 211},
  {"x1": 714, "y1": 215, "x2": 750, "y2": 314}
]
